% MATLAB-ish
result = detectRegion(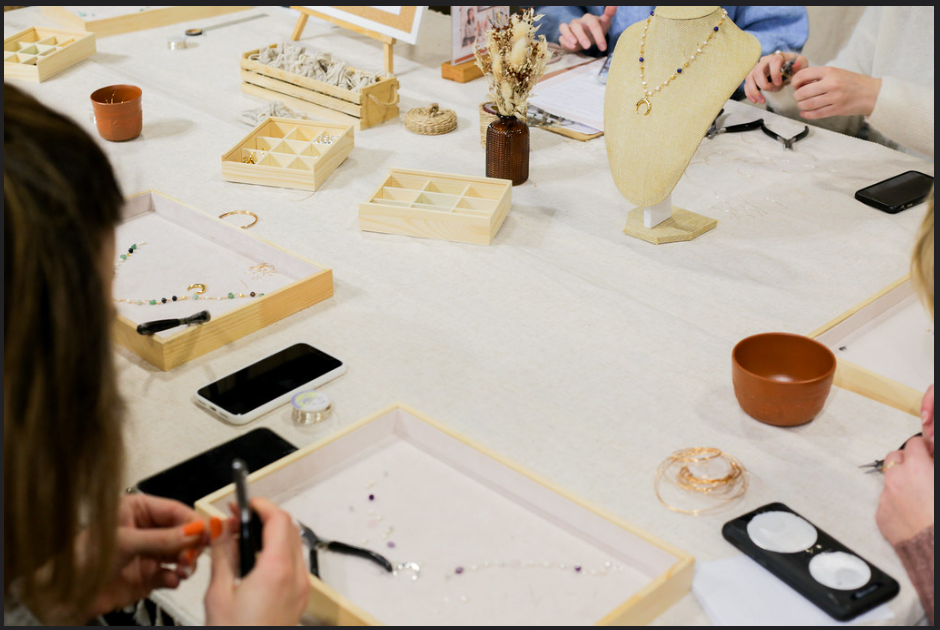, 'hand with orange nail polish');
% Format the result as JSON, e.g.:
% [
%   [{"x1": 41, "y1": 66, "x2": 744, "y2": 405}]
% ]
[{"x1": 84, "y1": 494, "x2": 208, "y2": 620}]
